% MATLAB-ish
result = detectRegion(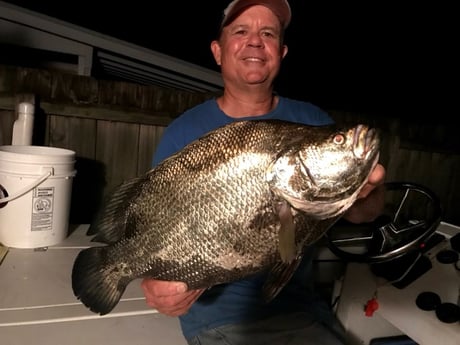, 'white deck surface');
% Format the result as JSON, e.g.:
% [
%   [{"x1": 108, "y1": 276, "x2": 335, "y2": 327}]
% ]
[{"x1": 0, "y1": 224, "x2": 187, "y2": 345}]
